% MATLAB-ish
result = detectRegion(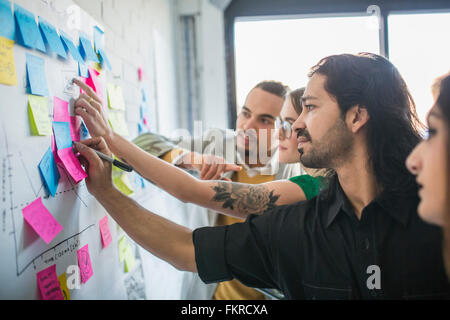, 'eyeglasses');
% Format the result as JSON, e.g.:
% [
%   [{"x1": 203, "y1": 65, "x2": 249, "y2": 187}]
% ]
[{"x1": 275, "y1": 118, "x2": 293, "y2": 139}]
